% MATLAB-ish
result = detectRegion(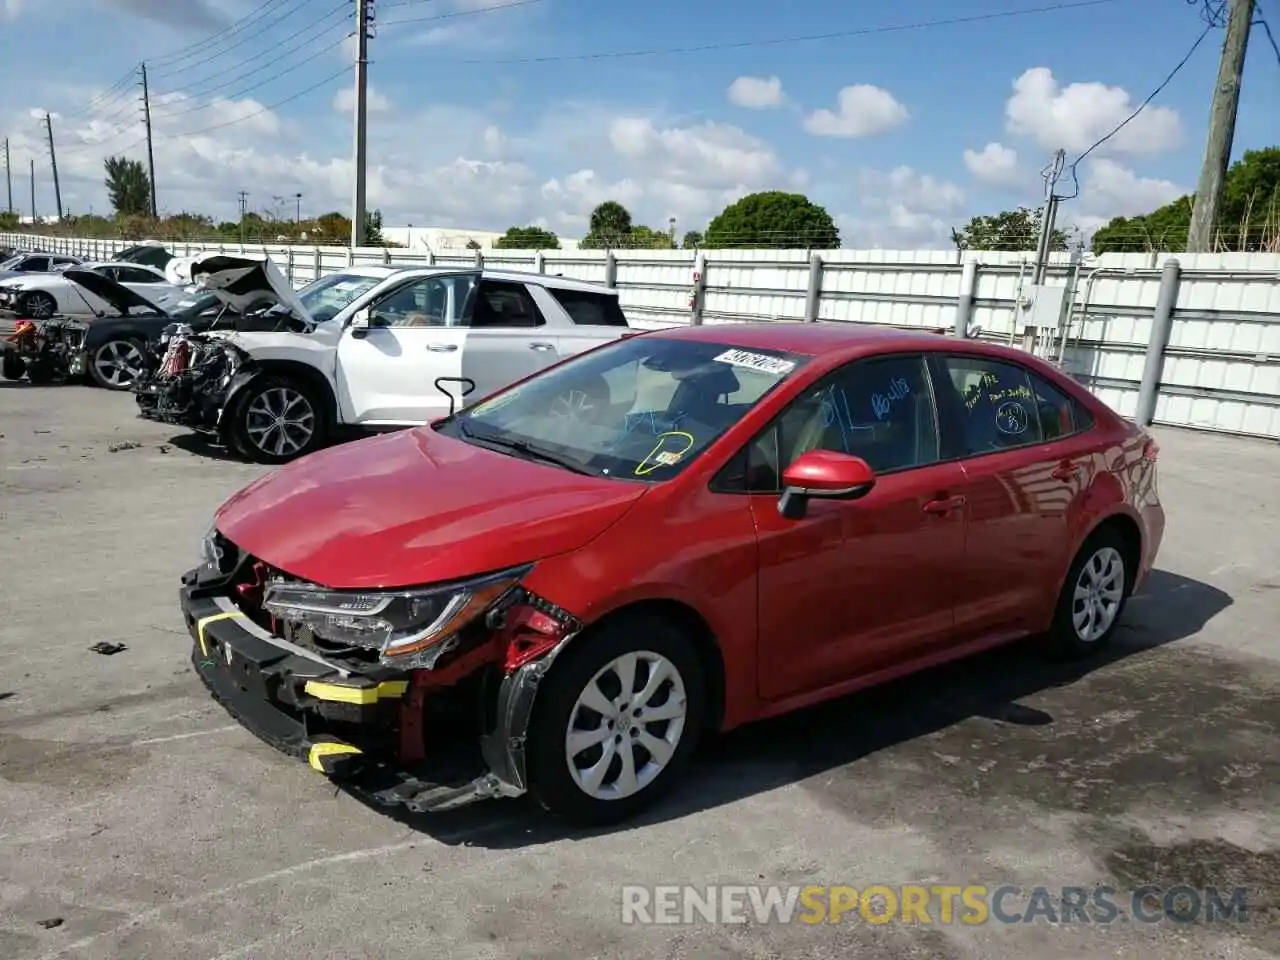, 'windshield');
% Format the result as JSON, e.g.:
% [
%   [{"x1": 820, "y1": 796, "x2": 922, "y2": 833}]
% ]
[
  {"x1": 0, "y1": 256, "x2": 22, "y2": 270},
  {"x1": 288, "y1": 272, "x2": 383, "y2": 323},
  {"x1": 168, "y1": 292, "x2": 221, "y2": 320},
  {"x1": 440, "y1": 336, "x2": 807, "y2": 481}
]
